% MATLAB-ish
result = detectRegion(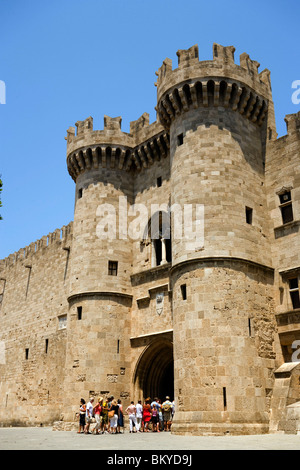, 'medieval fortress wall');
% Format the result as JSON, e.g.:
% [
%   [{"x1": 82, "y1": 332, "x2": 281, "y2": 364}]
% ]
[
  {"x1": 0, "y1": 224, "x2": 73, "y2": 425},
  {"x1": 0, "y1": 43, "x2": 300, "y2": 434}
]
